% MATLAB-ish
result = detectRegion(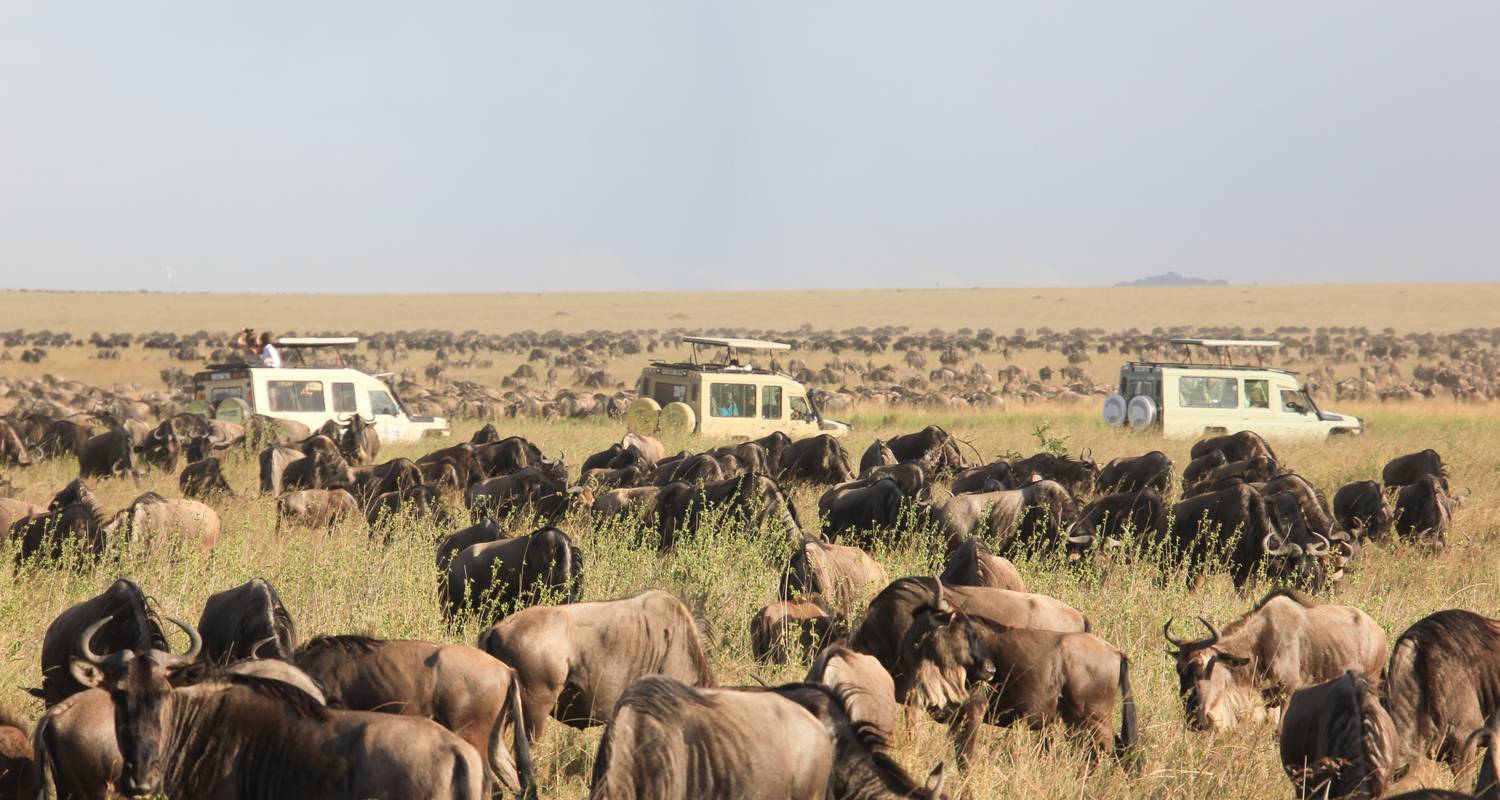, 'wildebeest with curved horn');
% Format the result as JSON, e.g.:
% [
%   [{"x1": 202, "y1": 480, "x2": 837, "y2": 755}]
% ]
[
  {"x1": 197, "y1": 577, "x2": 298, "y2": 663},
  {"x1": 179, "y1": 455, "x2": 234, "y2": 498},
  {"x1": 35, "y1": 577, "x2": 167, "y2": 705},
  {"x1": 8, "y1": 479, "x2": 112, "y2": 565},
  {"x1": 1066, "y1": 488, "x2": 1168, "y2": 559},
  {"x1": 1334, "y1": 480, "x2": 1393, "y2": 541},
  {"x1": 1393, "y1": 474, "x2": 1454, "y2": 548}
]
